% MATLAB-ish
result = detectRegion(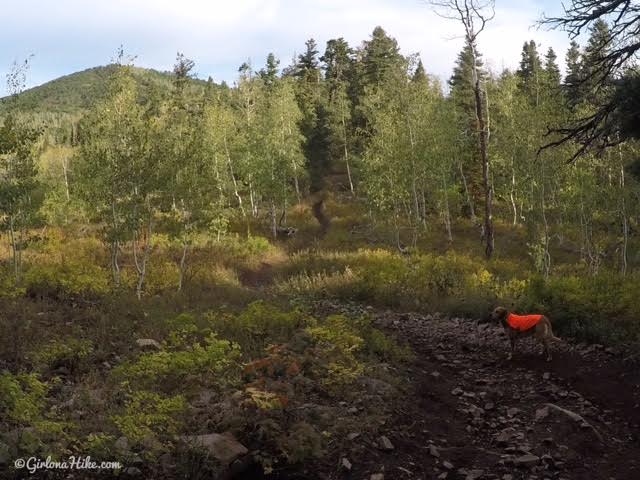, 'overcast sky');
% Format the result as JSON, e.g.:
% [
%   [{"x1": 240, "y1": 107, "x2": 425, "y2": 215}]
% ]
[{"x1": 1, "y1": 0, "x2": 572, "y2": 93}]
